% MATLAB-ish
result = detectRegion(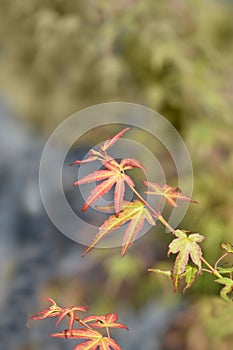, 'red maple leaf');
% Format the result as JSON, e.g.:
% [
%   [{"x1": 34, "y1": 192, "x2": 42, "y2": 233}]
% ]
[
  {"x1": 27, "y1": 298, "x2": 87, "y2": 330},
  {"x1": 70, "y1": 128, "x2": 130, "y2": 167},
  {"x1": 27, "y1": 298, "x2": 128, "y2": 350},
  {"x1": 71, "y1": 128, "x2": 144, "y2": 216},
  {"x1": 83, "y1": 313, "x2": 129, "y2": 331},
  {"x1": 100, "y1": 128, "x2": 130, "y2": 152},
  {"x1": 144, "y1": 181, "x2": 198, "y2": 208},
  {"x1": 73, "y1": 166, "x2": 135, "y2": 217},
  {"x1": 51, "y1": 329, "x2": 122, "y2": 350},
  {"x1": 27, "y1": 298, "x2": 63, "y2": 326}
]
